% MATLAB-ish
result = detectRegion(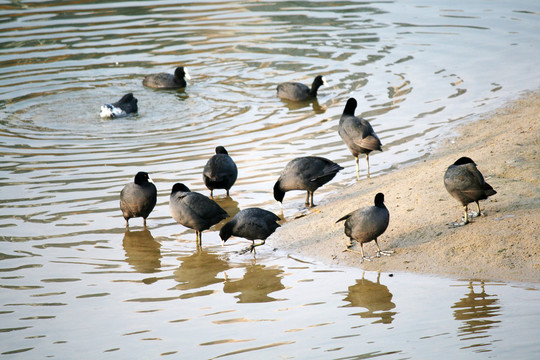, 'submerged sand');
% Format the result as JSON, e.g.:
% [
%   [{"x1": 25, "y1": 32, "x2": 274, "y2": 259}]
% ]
[{"x1": 274, "y1": 90, "x2": 540, "y2": 283}]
